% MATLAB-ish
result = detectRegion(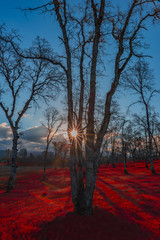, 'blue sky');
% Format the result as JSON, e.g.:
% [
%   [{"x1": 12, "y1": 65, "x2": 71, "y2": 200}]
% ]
[{"x1": 0, "y1": 0, "x2": 160, "y2": 151}]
